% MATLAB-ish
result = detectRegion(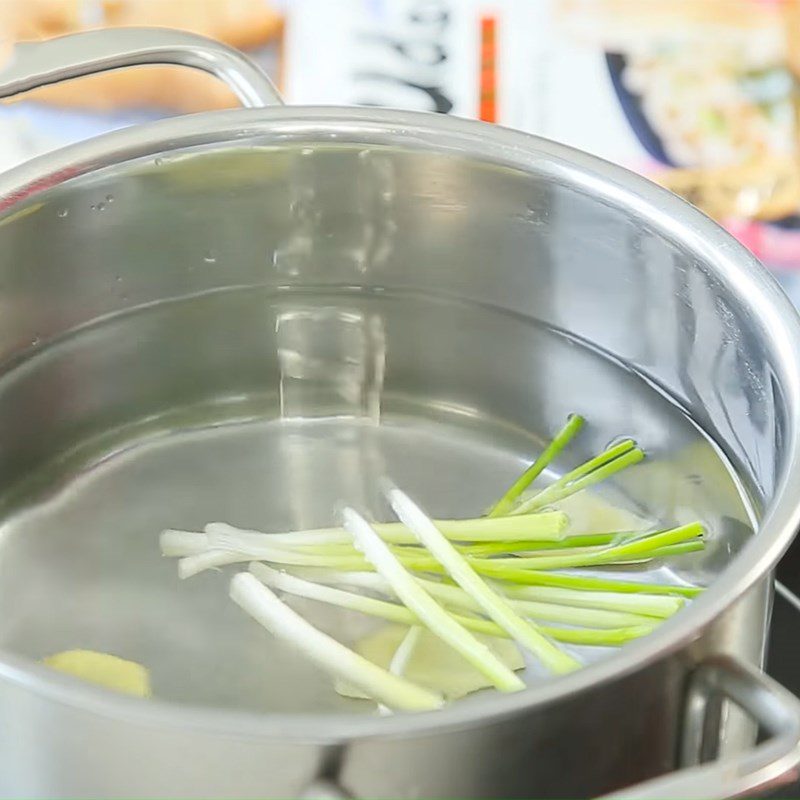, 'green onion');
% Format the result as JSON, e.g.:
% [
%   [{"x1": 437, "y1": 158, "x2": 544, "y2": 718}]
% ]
[
  {"x1": 461, "y1": 534, "x2": 621, "y2": 556},
  {"x1": 162, "y1": 513, "x2": 570, "y2": 558},
  {"x1": 248, "y1": 562, "x2": 520, "y2": 638},
  {"x1": 408, "y1": 575, "x2": 658, "y2": 629},
  {"x1": 510, "y1": 442, "x2": 644, "y2": 515},
  {"x1": 388, "y1": 488, "x2": 580, "y2": 675},
  {"x1": 251, "y1": 562, "x2": 420, "y2": 625},
  {"x1": 488, "y1": 414, "x2": 584, "y2": 517},
  {"x1": 476, "y1": 523, "x2": 703, "y2": 572},
  {"x1": 229, "y1": 572, "x2": 443, "y2": 712},
  {"x1": 200, "y1": 512, "x2": 569, "y2": 547},
  {"x1": 501, "y1": 584, "x2": 684, "y2": 618},
  {"x1": 178, "y1": 528, "x2": 702, "y2": 580},
  {"x1": 161, "y1": 530, "x2": 209, "y2": 557},
  {"x1": 483, "y1": 568, "x2": 702, "y2": 595},
  {"x1": 162, "y1": 412, "x2": 709, "y2": 711},
  {"x1": 178, "y1": 546, "x2": 370, "y2": 578},
  {"x1": 255, "y1": 539, "x2": 598, "y2": 558},
  {"x1": 646, "y1": 541, "x2": 704, "y2": 558},
  {"x1": 543, "y1": 625, "x2": 653, "y2": 645},
  {"x1": 178, "y1": 550, "x2": 252, "y2": 579},
  {"x1": 271, "y1": 566, "x2": 658, "y2": 629},
  {"x1": 411, "y1": 513, "x2": 570, "y2": 542},
  {"x1": 342, "y1": 507, "x2": 525, "y2": 692},
  {"x1": 287, "y1": 568, "x2": 691, "y2": 618},
  {"x1": 249, "y1": 564, "x2": 655, "y2": 646},
  {"x1": 479, "y1": 539, "x2": 704, "y2": 568},
  {"x1": 175, "y1": 518, "x2": 702, "y2": 574}
]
